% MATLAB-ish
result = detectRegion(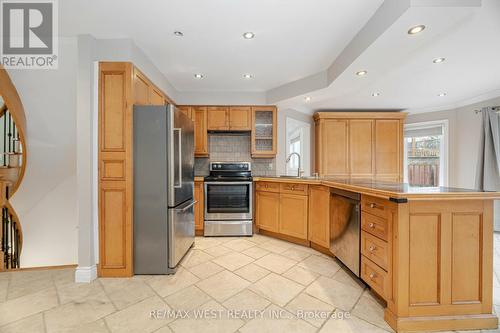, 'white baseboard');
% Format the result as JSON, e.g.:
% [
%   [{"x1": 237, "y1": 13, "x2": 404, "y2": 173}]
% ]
[{"x1": 75, "y1": 265, "x2": 97, "y2": 283}]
